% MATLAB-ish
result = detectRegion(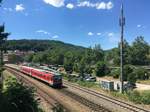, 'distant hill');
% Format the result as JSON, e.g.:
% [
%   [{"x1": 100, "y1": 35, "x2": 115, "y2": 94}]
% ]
[{"x1": 5, "y1": 39, "x2": 86, "y2": 52}]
